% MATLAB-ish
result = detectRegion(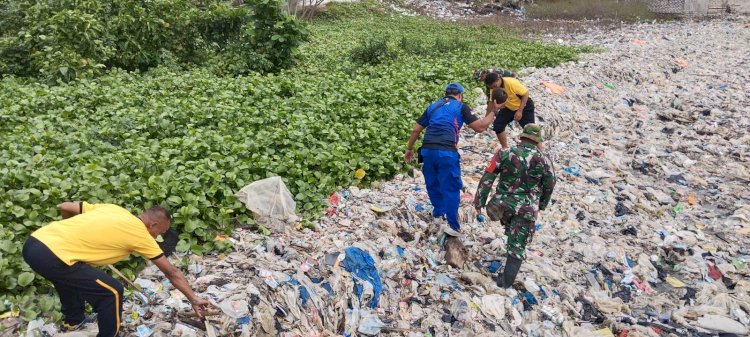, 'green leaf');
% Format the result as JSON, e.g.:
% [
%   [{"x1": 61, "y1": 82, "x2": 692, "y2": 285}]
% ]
[{"x1": 18, "y1": 272, "x2": 35, "y2": 287}]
